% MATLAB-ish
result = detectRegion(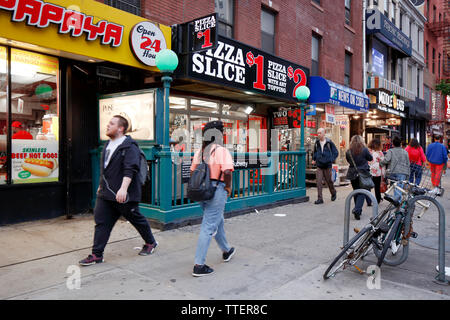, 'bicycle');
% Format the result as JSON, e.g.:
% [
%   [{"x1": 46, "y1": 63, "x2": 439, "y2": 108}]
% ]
[{"x1": 323, "y1": 178, "x2": 440, "y2": 279}]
